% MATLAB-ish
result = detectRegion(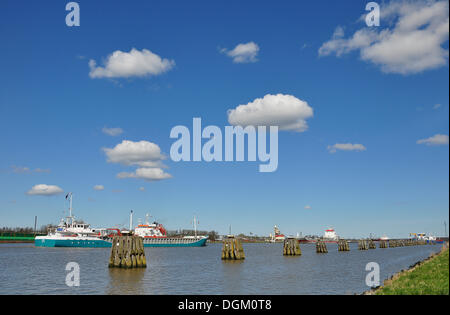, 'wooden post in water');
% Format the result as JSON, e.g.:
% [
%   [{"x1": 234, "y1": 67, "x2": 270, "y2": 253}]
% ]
[
  {"x1": 283, "y1": 238, "x2": 301, "y2": 256},
  {"x1": 369, "y1": 240, "x2": 376, "y2": 249},
  {"x1": 109, "y1": 236, "x2": 146, "y2": 268},
  {"x1": 316, "y1": 240, "x2": 328, "y2": 253},
  {"x1": 379, "y1": 240, "x2": 388, "y2": 248},
  {"x1": 358, "y1": 240, "x2": 369, "y2": 250},
  {"x1": 338, "y1": 239, "x2": 350, "y2": 251},
  {"x1": 389, "y1": 240, "x2": 397, "y2": 248},
  {"x1": 221, "y1": 237, "x2": 245, "y2": 260}
]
